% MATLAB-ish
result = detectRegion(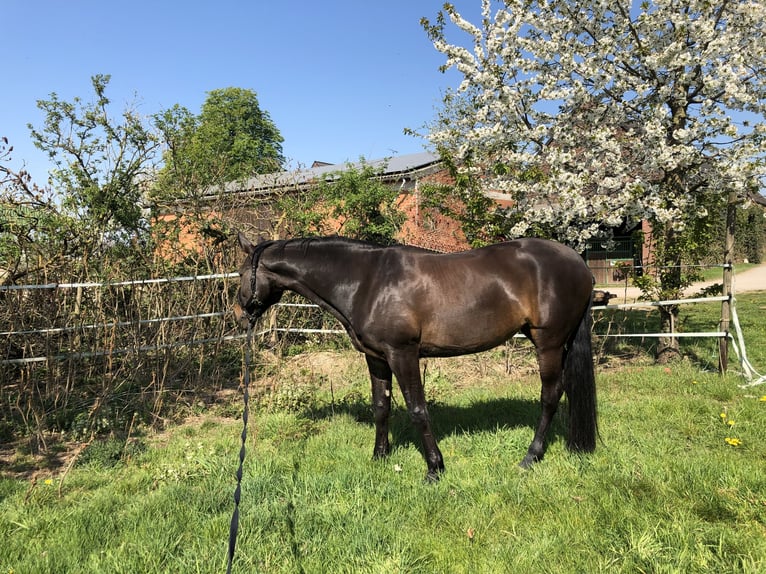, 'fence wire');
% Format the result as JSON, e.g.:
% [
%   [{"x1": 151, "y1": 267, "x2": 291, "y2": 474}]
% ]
[{"x1": 2, "y1": 265, "x2": 762, "y2": 441}]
